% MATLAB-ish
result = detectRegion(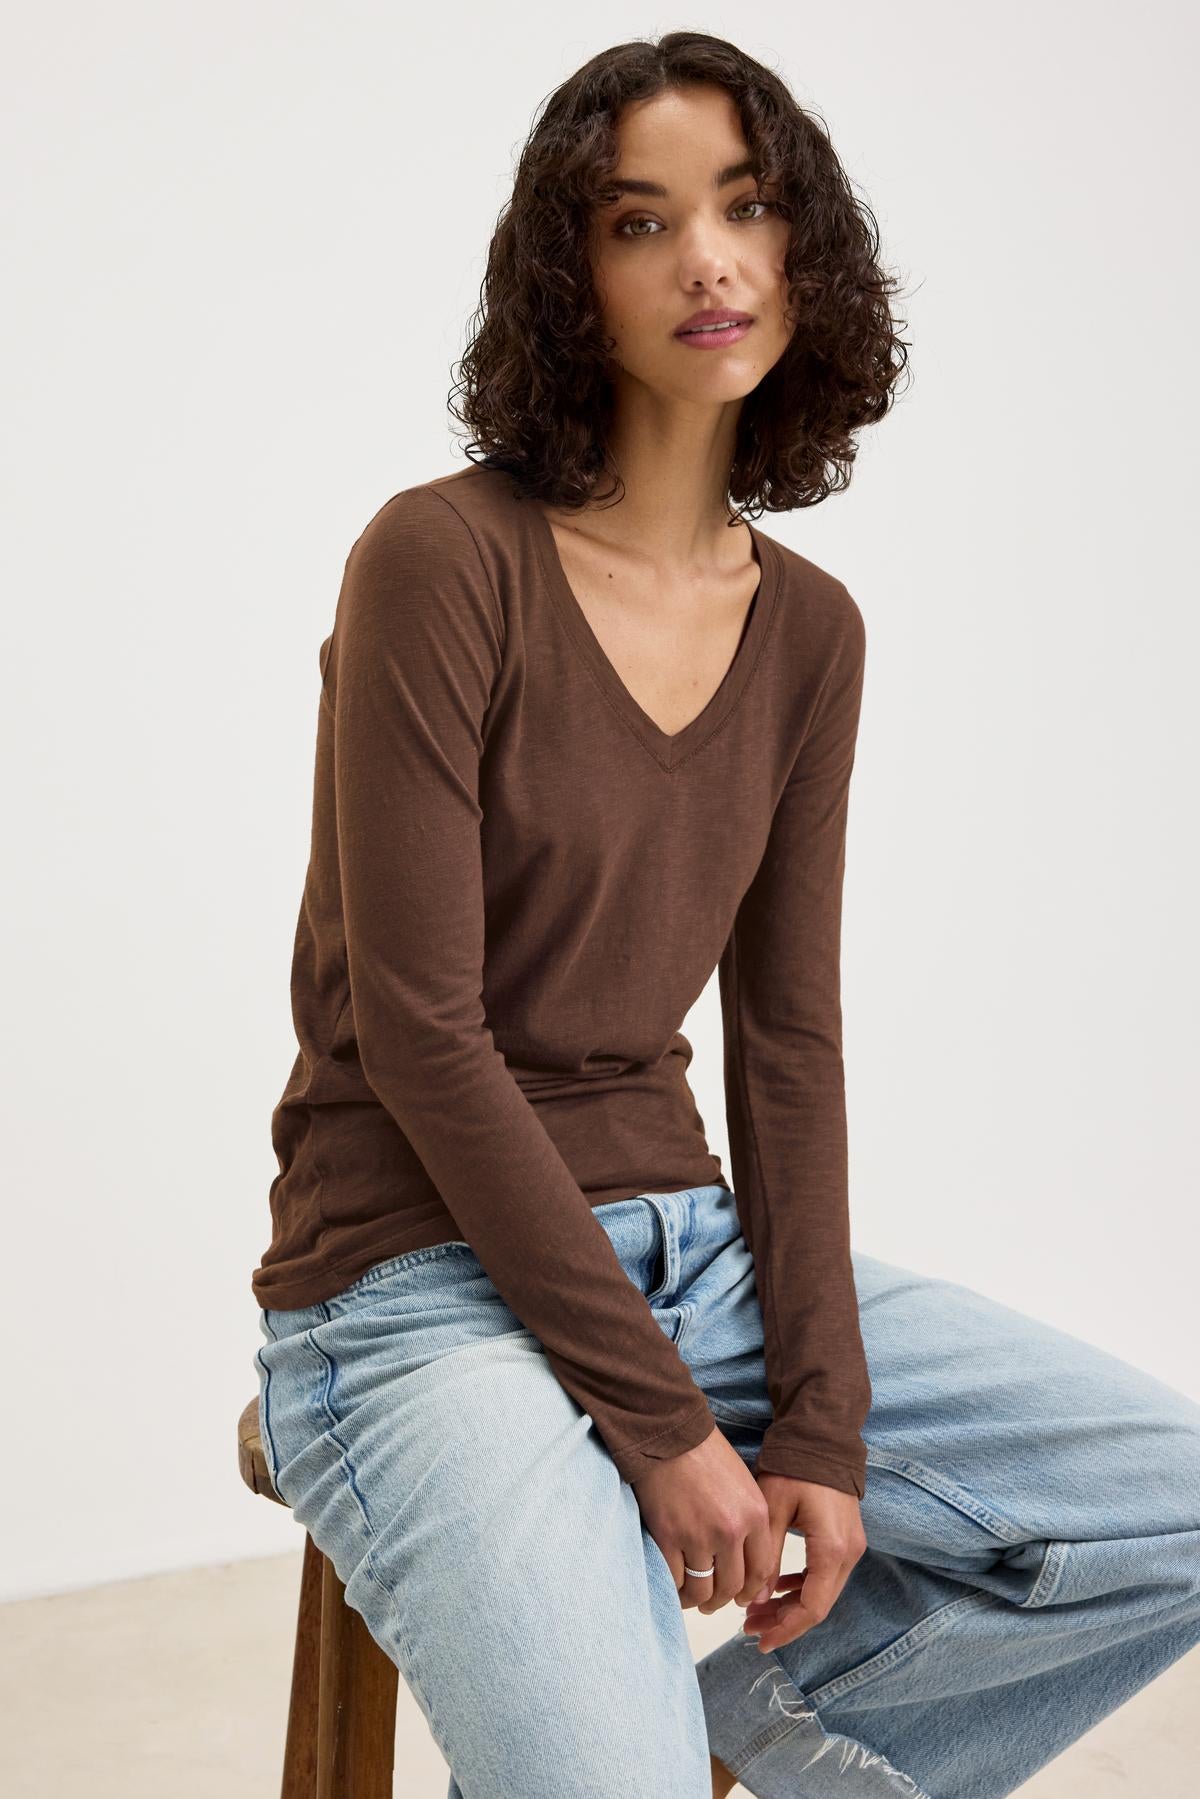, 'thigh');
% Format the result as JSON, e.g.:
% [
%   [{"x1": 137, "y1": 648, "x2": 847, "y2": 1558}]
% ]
[
  {"x1": 255, "y1": 1246, "x2": 713, "y2": 1799},
  {"x1": 850, "y1": 1251, "x2": 1200, "y2": 1608},
  {"x1": 693, "y1": 1245, "x2": 1200, "y2": 1799},
  {"x1": 683, "y1": 1234, "x2": 1200, "y2": 1600}
]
